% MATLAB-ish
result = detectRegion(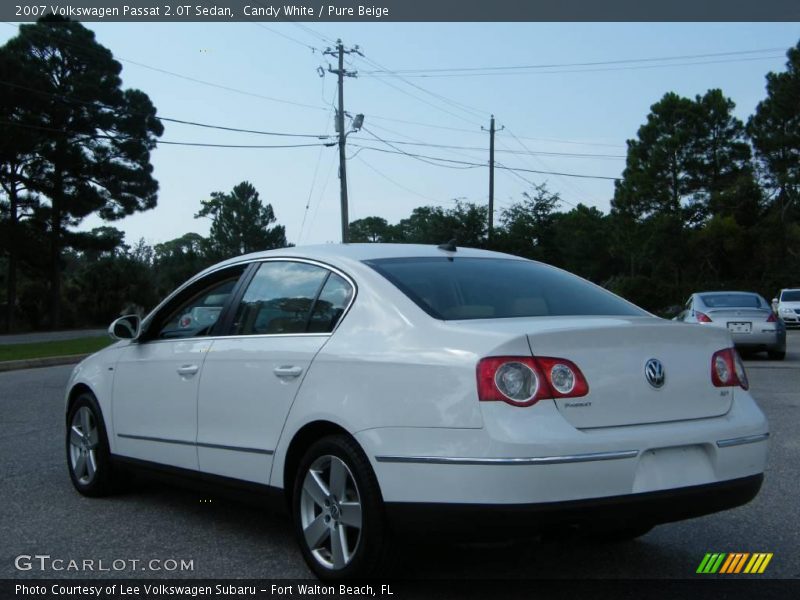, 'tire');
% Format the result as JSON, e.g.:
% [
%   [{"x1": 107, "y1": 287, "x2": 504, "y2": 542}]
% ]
[
  {"x1": 292, "y1": 434, "x2": 393, "y2": 580},
  {"x1": 767, "y1": 350, "x2": 786, "y2": 361},
  {"x1": 66, "y1": 392, "x2": 117, "y2": 497},
  {"x1": 585, "y1": 523, "x2": 654, "y2": 543}
]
